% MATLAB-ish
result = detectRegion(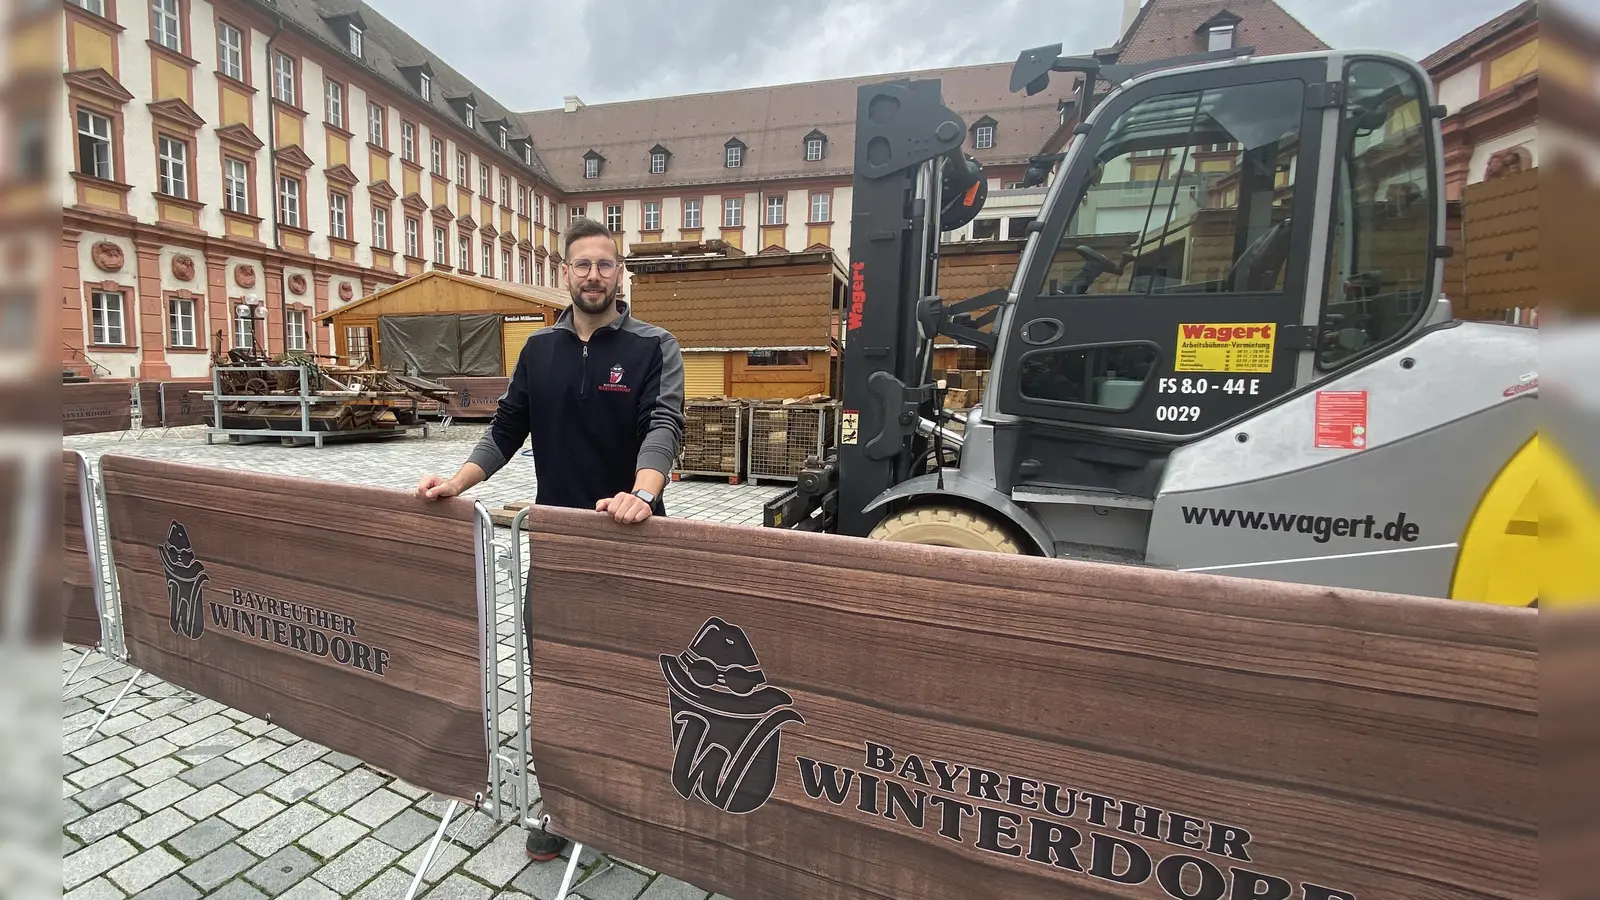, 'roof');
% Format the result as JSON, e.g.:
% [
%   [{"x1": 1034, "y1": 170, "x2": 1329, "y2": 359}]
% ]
[
  {"x1": 518, "y1": 61, "x2": 1083, "y2": 194},
  {"x1": 315, "y1": 270, "x2": 570, "y2": 321},
  {"x1": 1420, "y1": 0, "x2": 1538, "y2": 72},
  {"x1": 626, "y1": 248, "x2": 844, "y2": 349},
  {"x1": 250, "y1": 0, "x2": 556, "y2": 186},
  {"x1": 1107, "y1": 0, "x2": 1329, "y2": 66}
]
